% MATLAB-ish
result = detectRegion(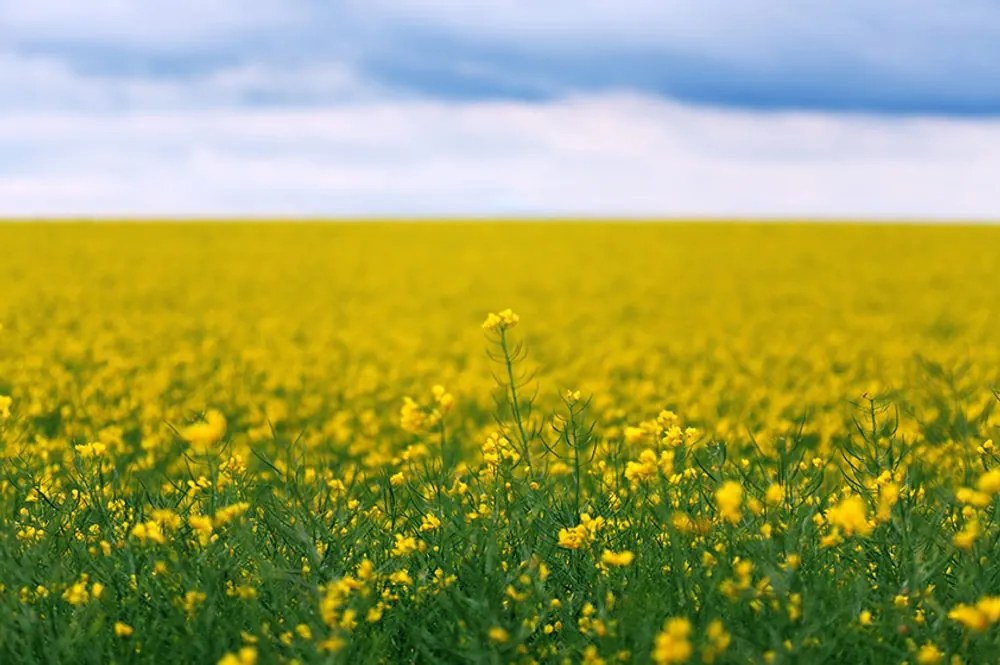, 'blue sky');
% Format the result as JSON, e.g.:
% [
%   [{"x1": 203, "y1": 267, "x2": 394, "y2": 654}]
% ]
[{"x1": 2, "y1": 0, "x2": 1000, "y2": 217}]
